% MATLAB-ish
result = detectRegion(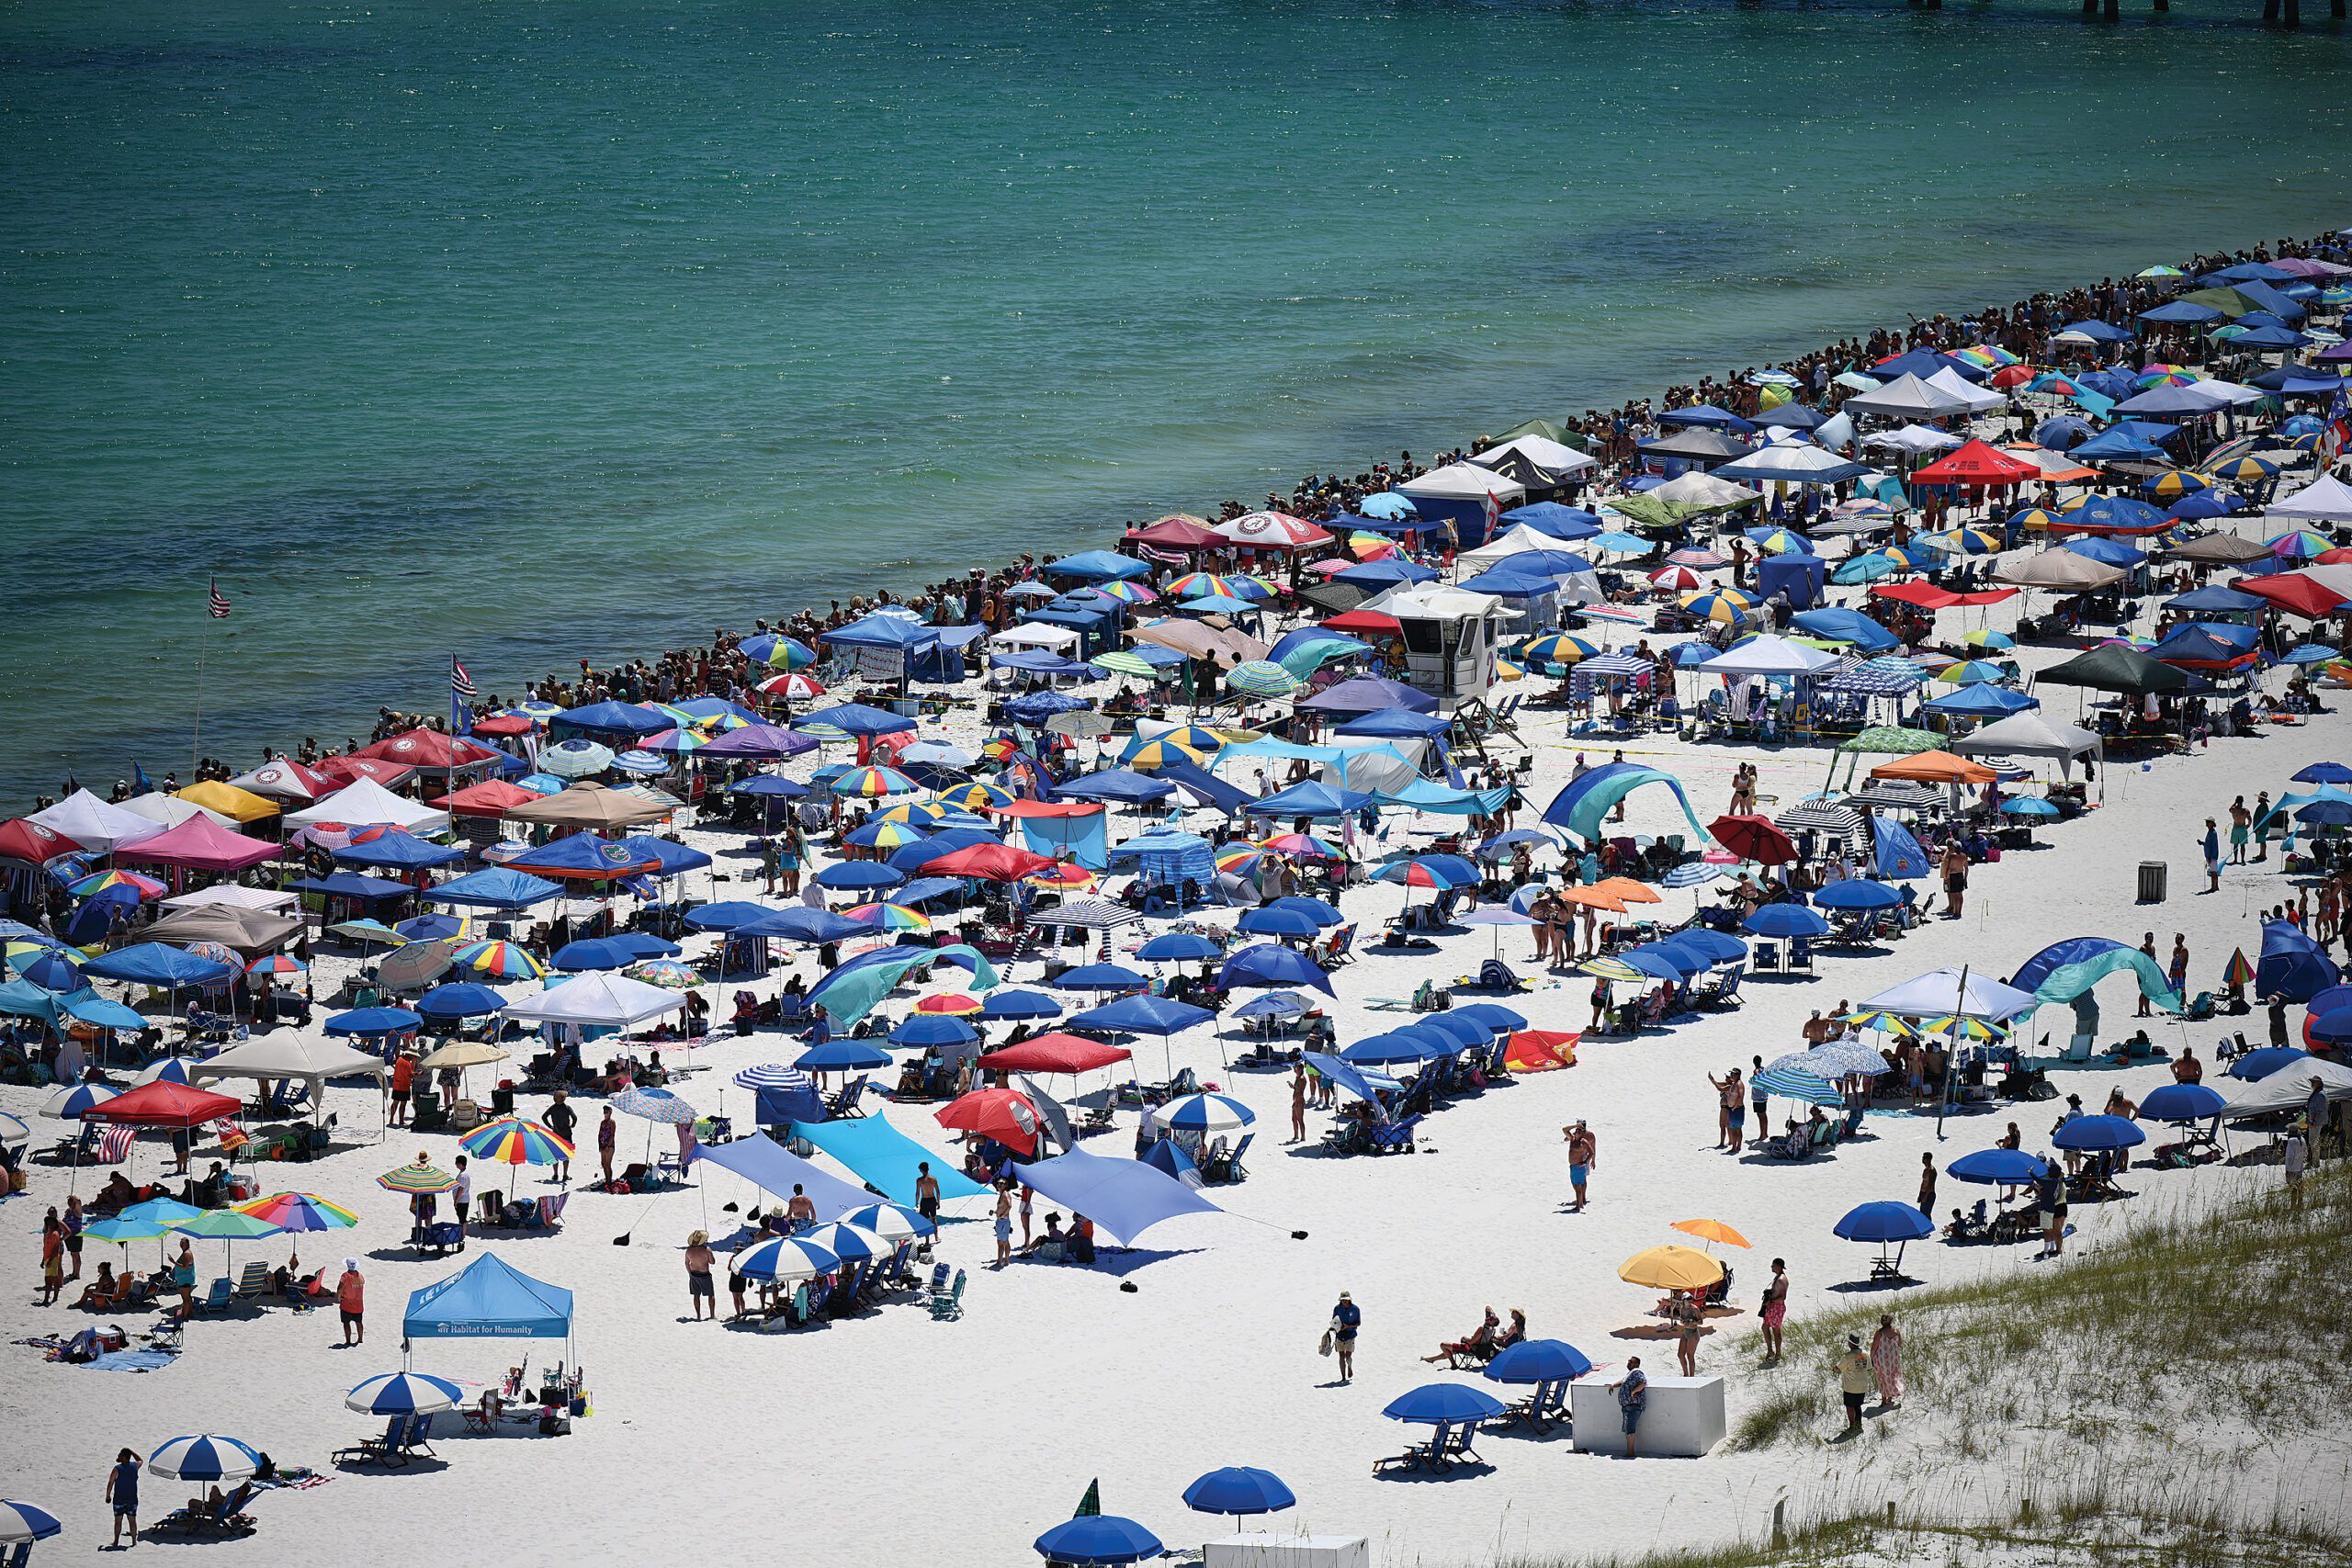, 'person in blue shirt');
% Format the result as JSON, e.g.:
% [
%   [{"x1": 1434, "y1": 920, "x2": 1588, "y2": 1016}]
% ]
[
  {"x1": 2202, "y1": 818, "x2": 2222, "y2": 893},
  {"x1": 107, "y1": 1447, "x2": 140, "y2": 1547},
  {"x1": 1329, "y1": 1292, "x2": 1361, "y2": 1382}
]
